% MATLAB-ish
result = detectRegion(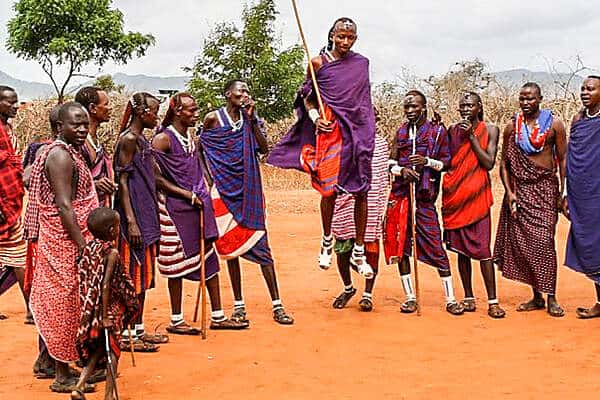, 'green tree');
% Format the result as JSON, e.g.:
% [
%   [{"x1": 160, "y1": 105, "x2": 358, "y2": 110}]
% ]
[
  {"x1": 6, "y1": 0, "x2": 154, "y2": 102},
  {"x1": 93, "y1": 74, "x2": 125, "y2": 93},
  {"x1": 186, "y1": 0, "x2": 304, "y2": 122}
]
